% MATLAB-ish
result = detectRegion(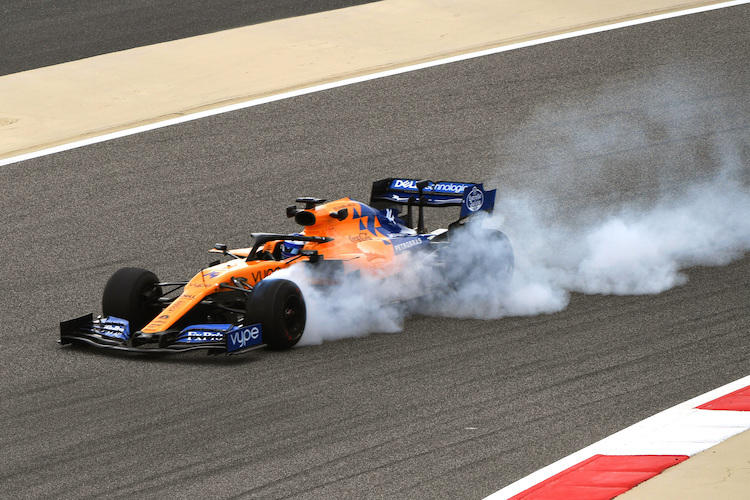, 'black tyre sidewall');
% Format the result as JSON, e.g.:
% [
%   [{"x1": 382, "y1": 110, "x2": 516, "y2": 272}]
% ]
[
  {"x1": 246, "y1": 279, "x2": 306, "y2": 350},
  {"x1": 102, "y1": 267, "x2": 161, "y2": 332},
  {"x1": 440, "y1": 227, "x2": 514, "y2": 288}
]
